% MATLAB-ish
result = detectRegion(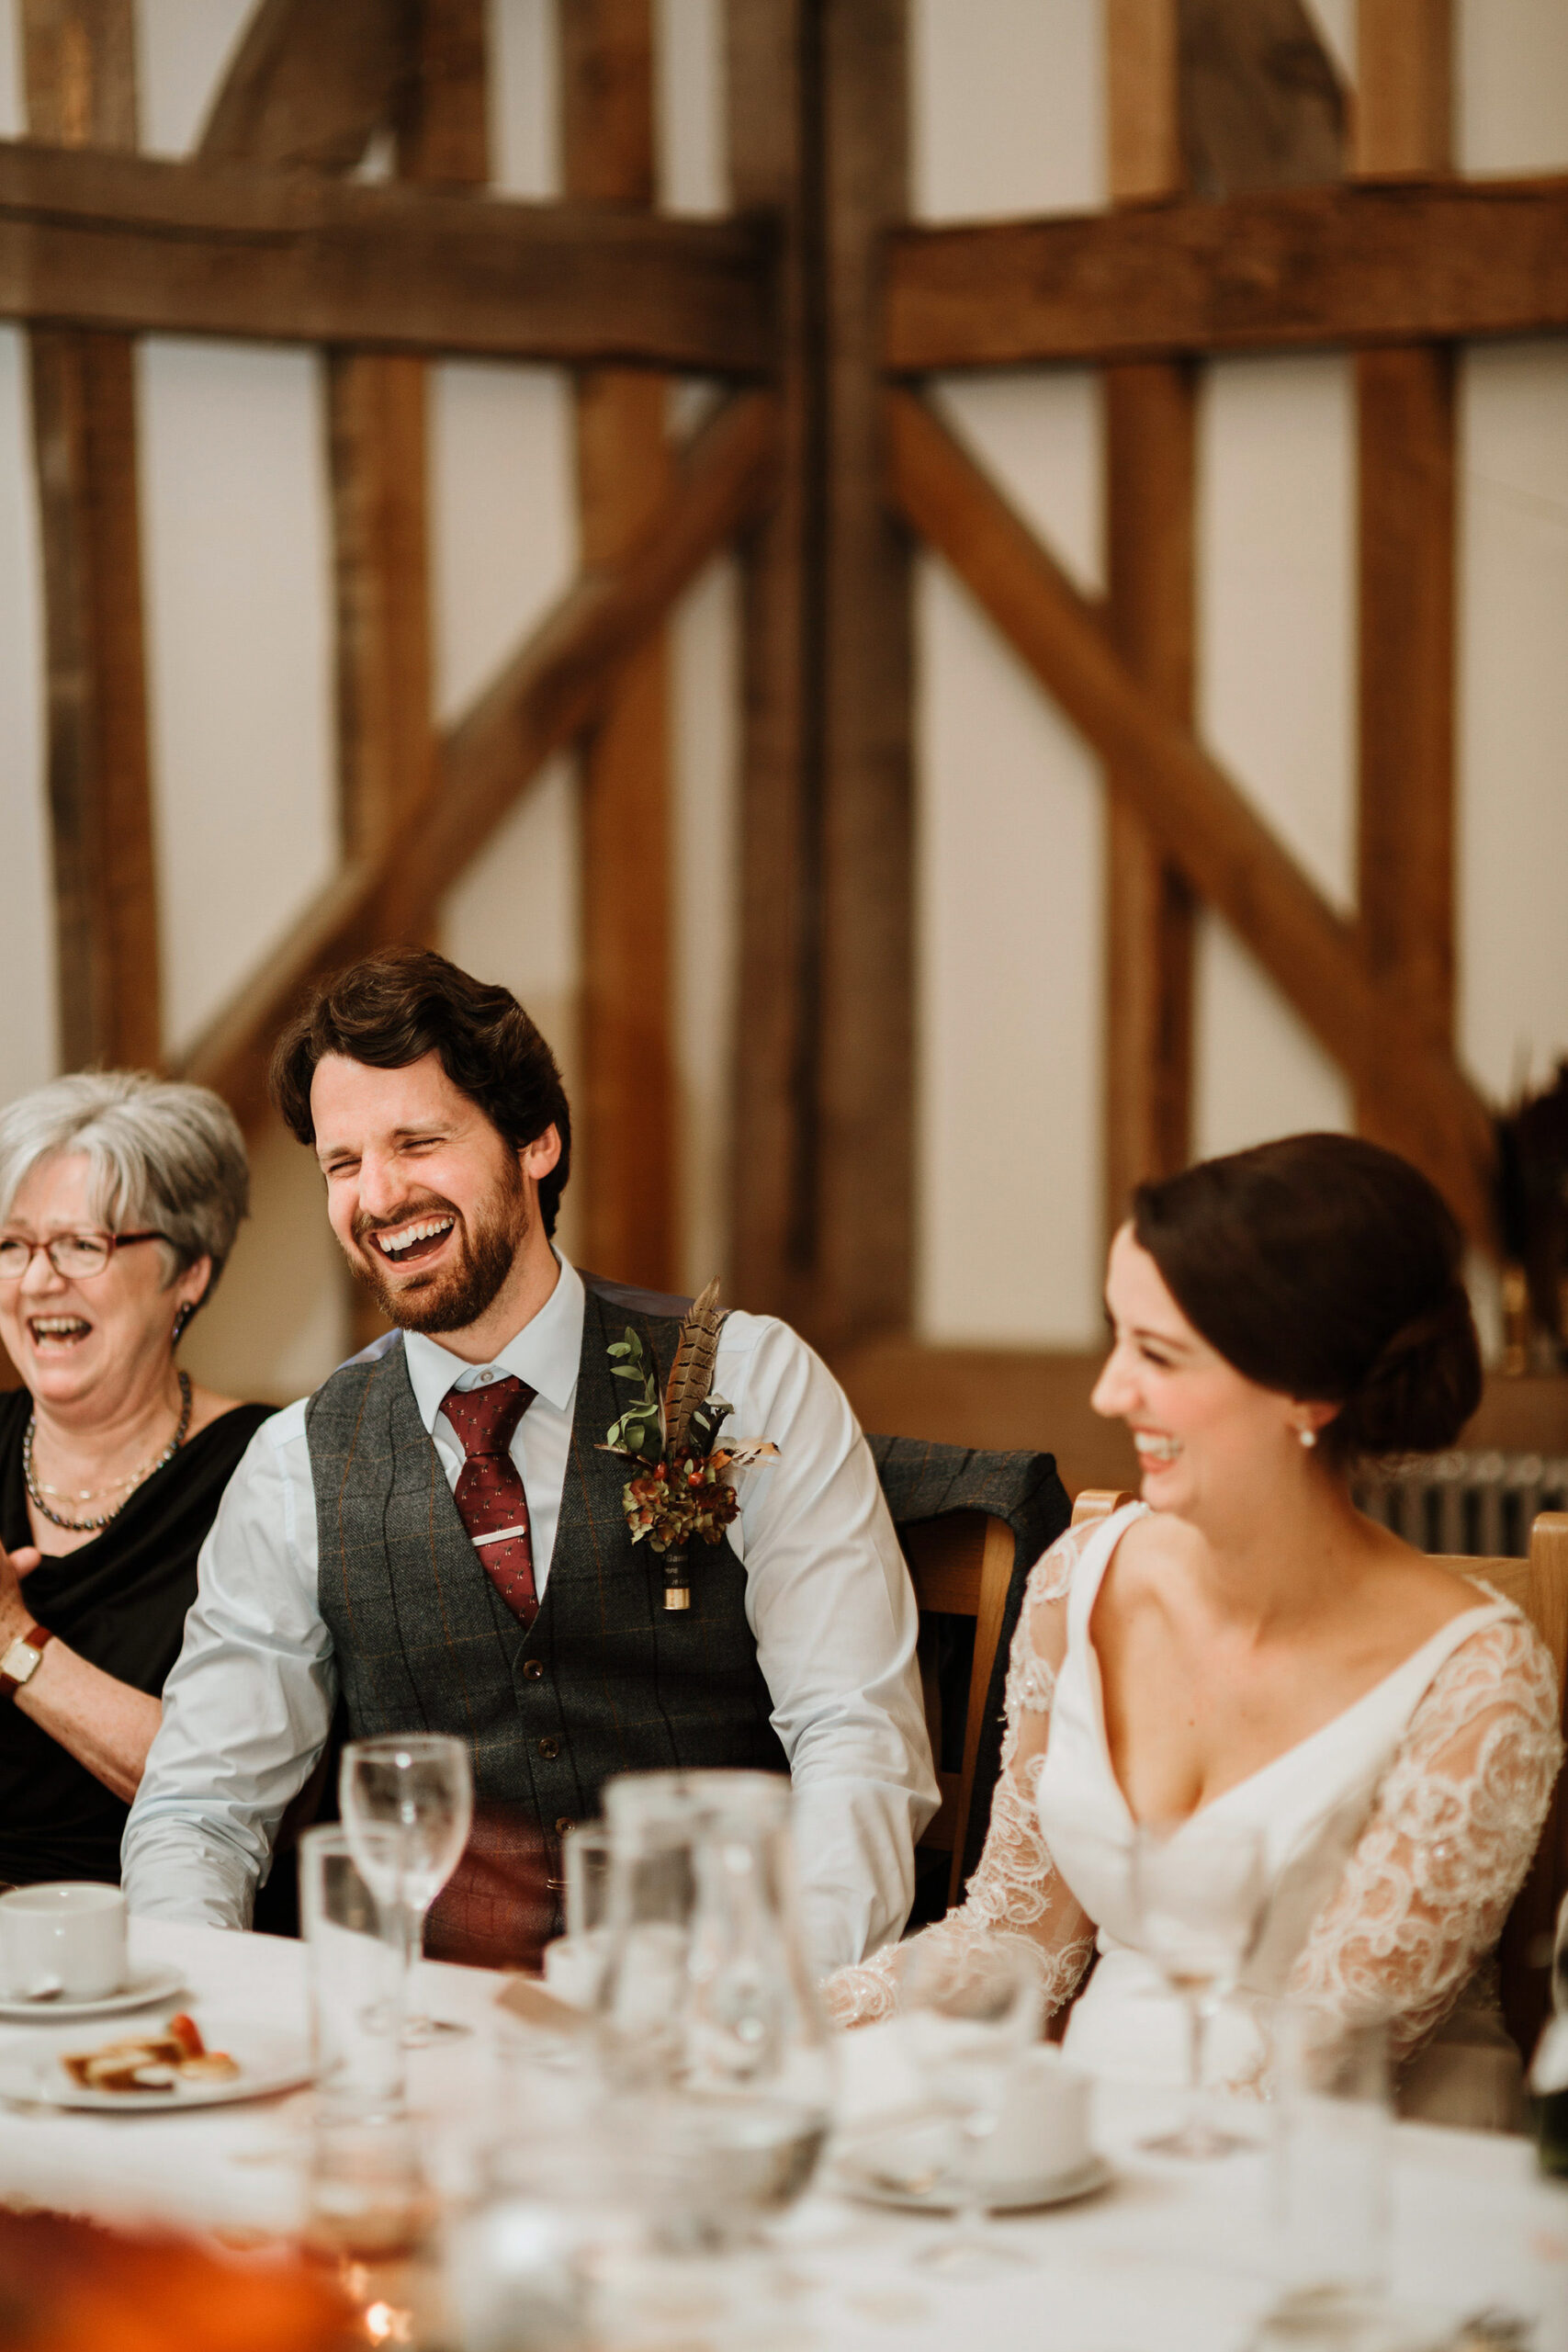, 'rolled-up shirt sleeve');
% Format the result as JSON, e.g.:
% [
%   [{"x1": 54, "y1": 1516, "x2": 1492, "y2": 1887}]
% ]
[
  {"x1": 120, "y1": 1403, "x2": 335, "y2": 1929},
  {"x1": 721, "y1": 1315, "x2": 940, "y2": 1973}
]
